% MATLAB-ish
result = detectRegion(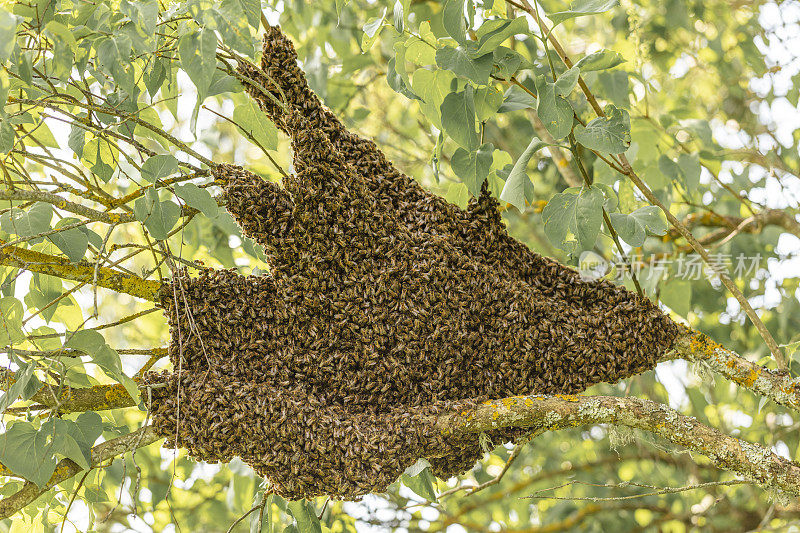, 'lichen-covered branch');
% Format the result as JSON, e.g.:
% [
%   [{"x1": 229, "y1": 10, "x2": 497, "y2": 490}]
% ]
[
  {"x1": 0, "y1": 241, "x2": 162, "y2": 301},
  {"x1": 434, "y1": 394, "x2": 800, "y2": 496},
  {"x1": 666, "y1": 328, "x2": 800, "y2": 413},
  {"x1": 0, "y1": 189, "x2": 135, "y2": 225},
  {"x1": 0, "y1": 366, "x2": 147, "y2": 414},
  {"x1": 0, "y1": 426, "x2": 160, "y2": 520}
]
